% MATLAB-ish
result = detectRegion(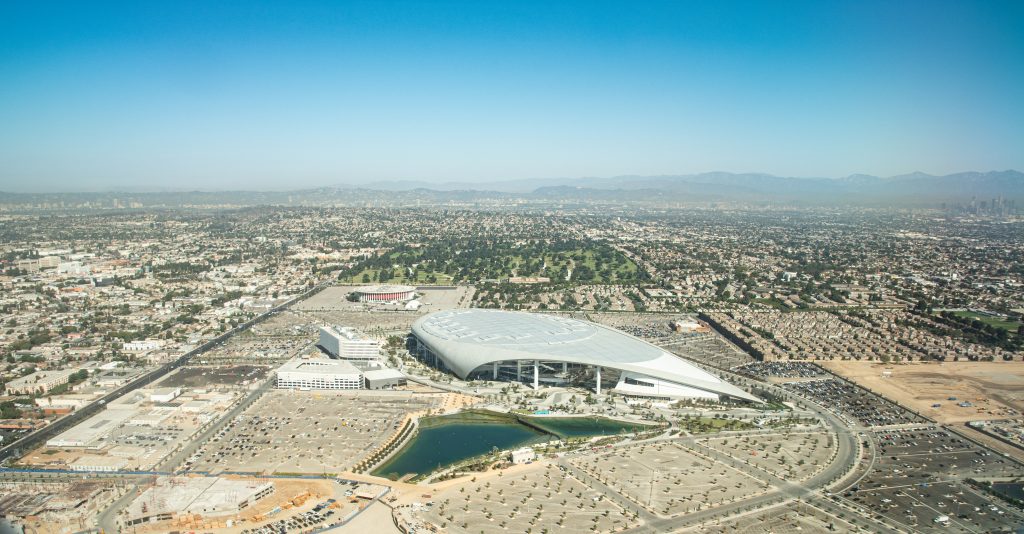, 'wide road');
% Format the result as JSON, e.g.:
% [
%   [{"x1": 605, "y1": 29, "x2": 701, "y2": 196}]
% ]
[
  {"x1": 155, "y1": 377, "x2": 275, "y2": 473},
  {"x1": 97, "y1": 483, "x2": 140, "y2": 534},
  {"x1": 562, "y1": 369, "x2": 885, "y2": 533},
  {"x1": 0, "y1": 279, "x2": 332, "y2": 465}
]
